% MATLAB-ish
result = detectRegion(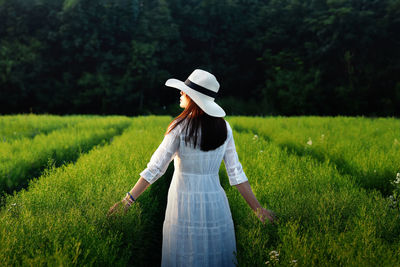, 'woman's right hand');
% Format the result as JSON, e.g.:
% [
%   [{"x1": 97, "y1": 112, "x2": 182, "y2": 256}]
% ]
[
  {"x1": 107, "y1": 199, "x2": 129, "y2": 218},
  {"x1": 254, "y1": 207, "x2": 278, "y2": 225}
]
